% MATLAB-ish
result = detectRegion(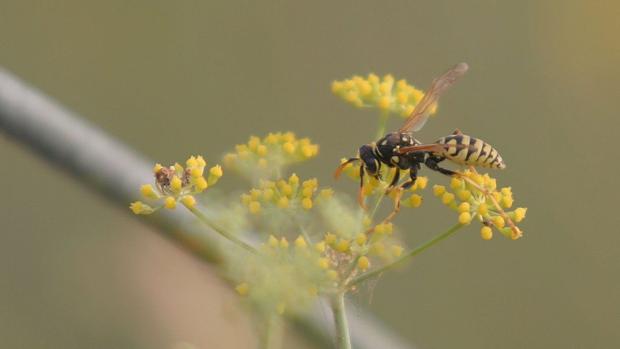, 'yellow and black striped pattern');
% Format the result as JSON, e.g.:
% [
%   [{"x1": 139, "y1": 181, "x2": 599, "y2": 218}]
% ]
[{"x1": 435, "y1": 134, "x2": 506, "y2": 169}]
